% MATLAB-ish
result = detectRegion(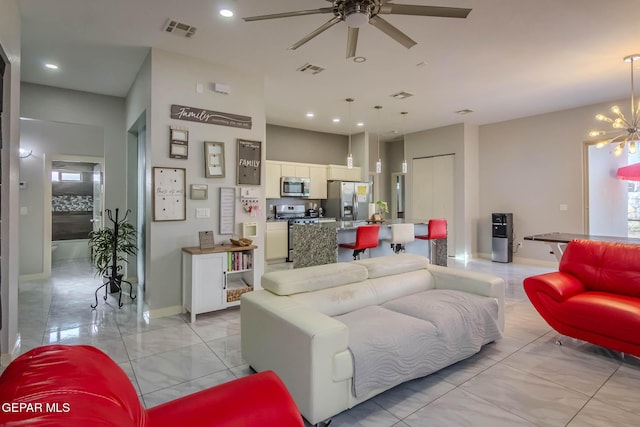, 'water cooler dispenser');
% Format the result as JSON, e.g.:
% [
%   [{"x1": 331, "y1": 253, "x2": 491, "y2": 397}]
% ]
[{"x1": 492, "y1": 213, "x2": 513, "y2": 263}]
